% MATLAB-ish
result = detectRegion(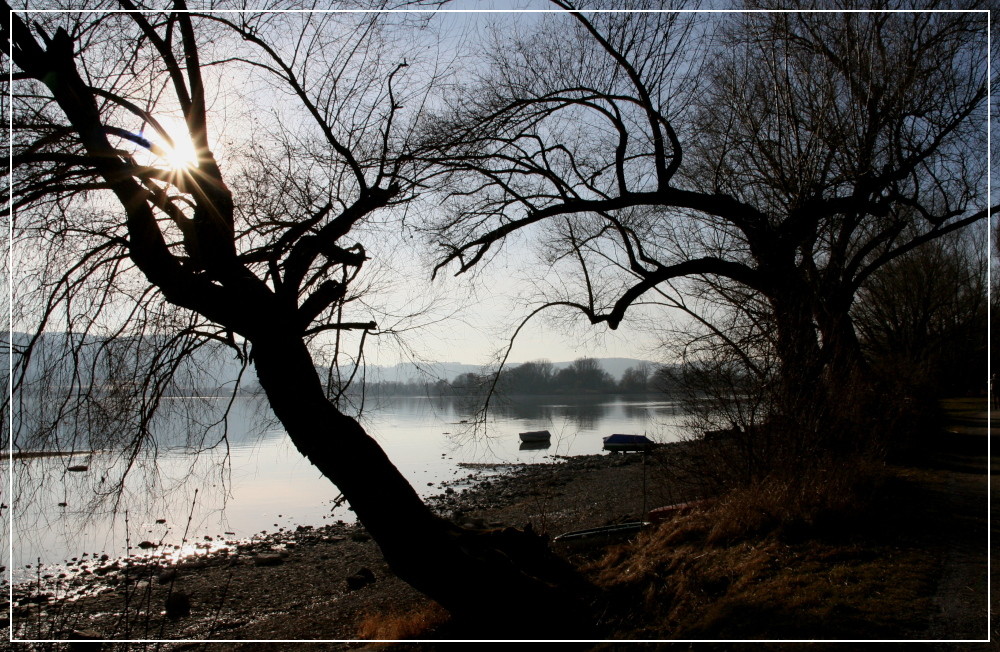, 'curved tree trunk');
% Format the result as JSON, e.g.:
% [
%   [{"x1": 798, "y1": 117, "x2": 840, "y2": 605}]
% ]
[
  {"x1": 250, "y1": 332, "x2": 595, "y2": 637},
  {"x1": 2, "y1": 13, "x2": 595, "y2": 636},
  {"x1": 815, "y1": 301, "x2": 885, "y2": 457}
]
